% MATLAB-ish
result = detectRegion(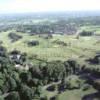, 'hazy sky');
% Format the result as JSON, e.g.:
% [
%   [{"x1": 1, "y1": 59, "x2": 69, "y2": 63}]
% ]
[{"x1": 0, "y1": 0, "x2": 100, "y2": 14}]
